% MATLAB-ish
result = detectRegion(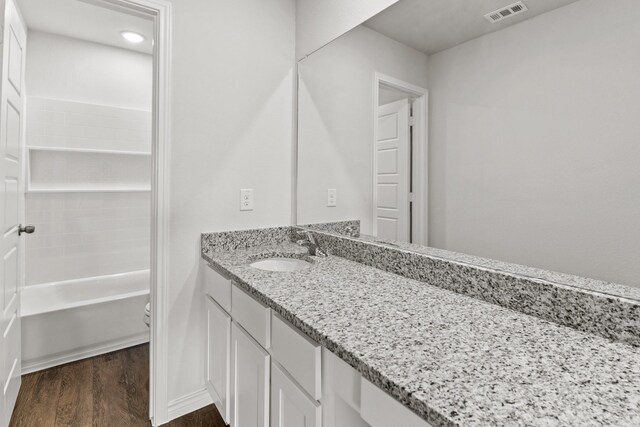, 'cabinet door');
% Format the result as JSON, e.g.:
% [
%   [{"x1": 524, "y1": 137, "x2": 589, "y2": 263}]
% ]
[
  {"x1": 205, "y1": 297, "x2": 231, "y2": 424},
  {"x1": 271, "y1": 362, "x2": 321, "y2": 427},
  {"x1": 231, "y1": 322, "x2": 270, "y2": 427}
]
